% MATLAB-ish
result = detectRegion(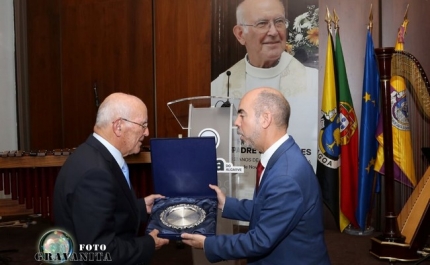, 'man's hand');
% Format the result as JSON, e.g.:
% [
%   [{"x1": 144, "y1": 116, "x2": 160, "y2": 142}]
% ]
[
  {"x1": 181, "y1": 233, "x2": 206, "y2": 249},
  {"x1": 148, "y1": 229, "x2": 169, "y2": 250},
  {"x1": 209, "y1": 184, "x2": 226, "y2": 210},
  {"x1": 144, "y1": 194, "x2": 165, "y2": 214}
]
